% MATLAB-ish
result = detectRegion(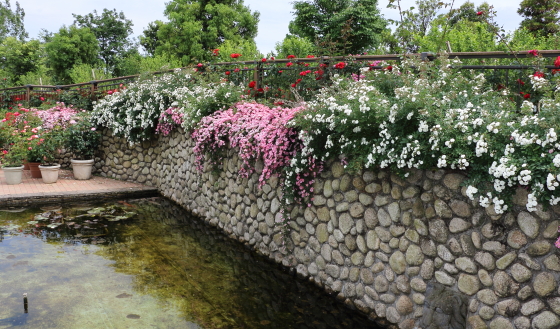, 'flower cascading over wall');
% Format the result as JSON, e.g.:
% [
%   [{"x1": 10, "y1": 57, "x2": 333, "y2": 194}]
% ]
[{"x1": 191, "y1": 101, "x2": 324, "y2": 228}]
